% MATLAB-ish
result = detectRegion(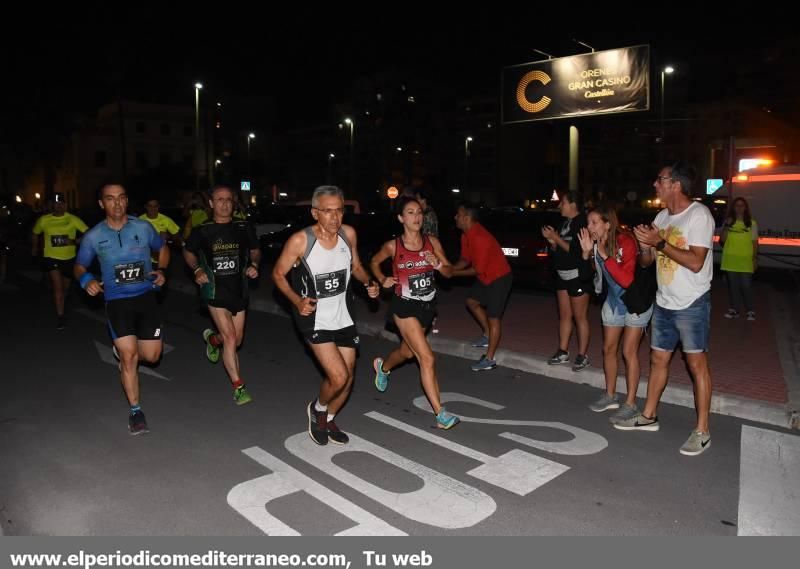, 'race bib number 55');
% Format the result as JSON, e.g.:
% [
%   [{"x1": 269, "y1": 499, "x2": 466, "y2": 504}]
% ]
[{"x1": 315, "y1": 269, "x2": 347, "y2": 299}]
